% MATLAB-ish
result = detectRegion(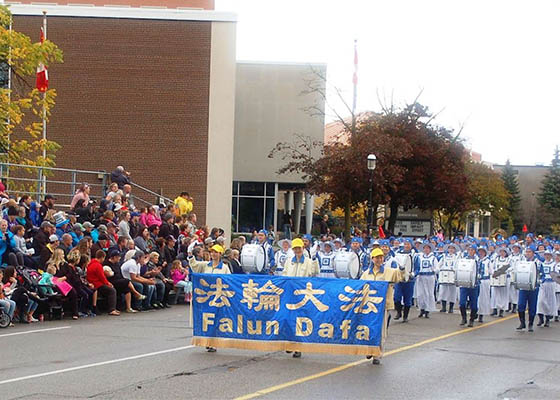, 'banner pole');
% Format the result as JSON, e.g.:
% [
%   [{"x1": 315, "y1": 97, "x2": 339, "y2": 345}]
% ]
[{"x1": 189, "y1": 297, "x2": 193, "y2": 329}]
